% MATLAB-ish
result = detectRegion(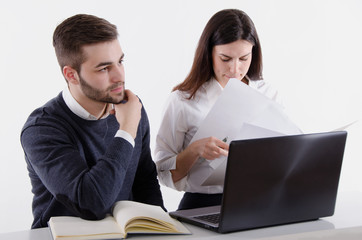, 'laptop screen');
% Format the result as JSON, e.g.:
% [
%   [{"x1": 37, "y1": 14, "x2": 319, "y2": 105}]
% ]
[{"x1": 219, "y1": 131, "x2": 347, "y2": 232}]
